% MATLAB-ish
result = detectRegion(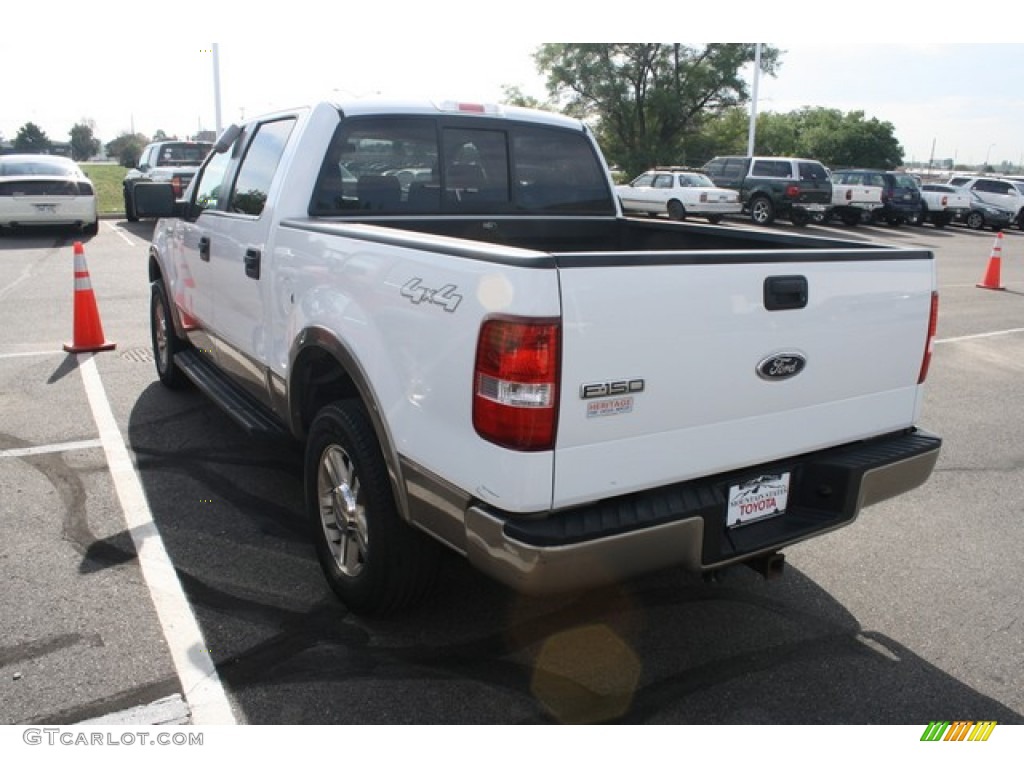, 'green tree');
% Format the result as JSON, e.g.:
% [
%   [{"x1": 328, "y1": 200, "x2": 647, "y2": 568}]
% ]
[
  {"x1": 69, "y1": 119, "x2": 101, "y2": 161},
  {"x1": 105, "y1": 132, "x2": 150, "y2": 168},
  {"x1": 14, "y1": 122, "x2": 52, "y2": 153},
  {"x1": 534, "y1": 43, "x2": 781, "y2": 177}
]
